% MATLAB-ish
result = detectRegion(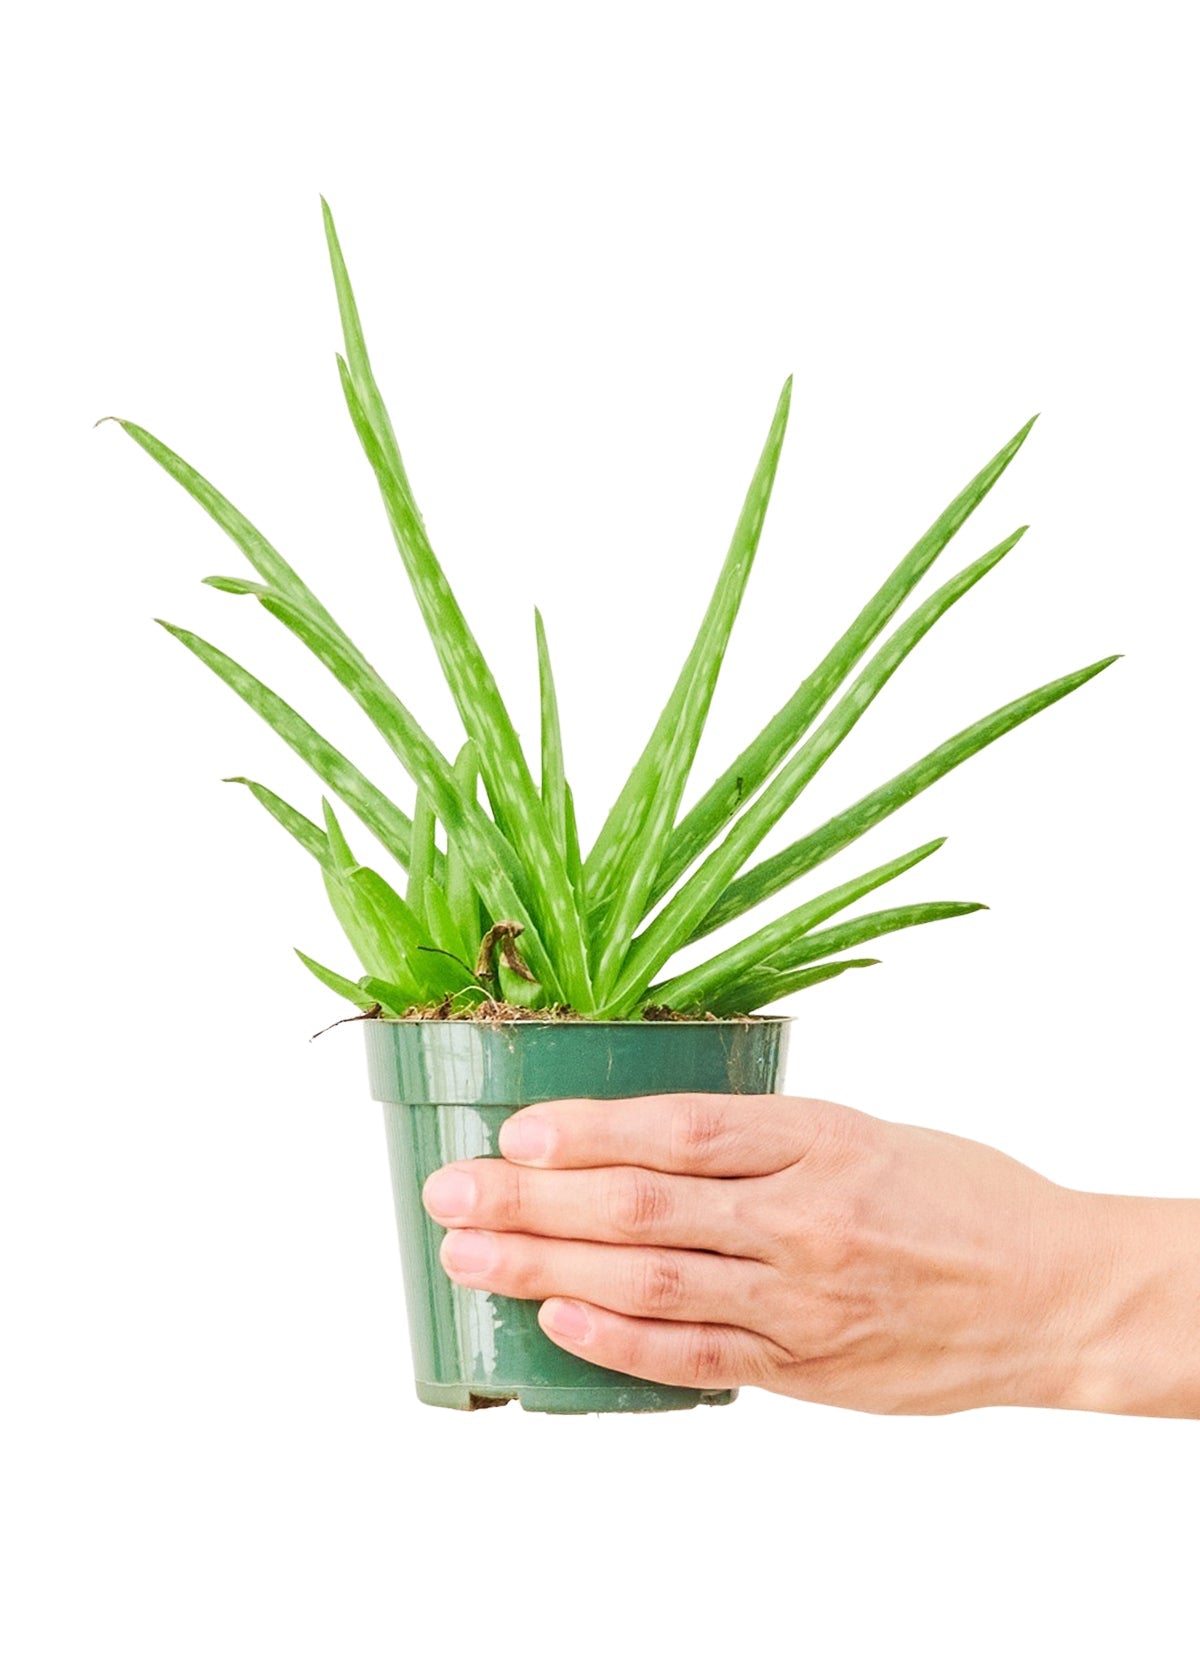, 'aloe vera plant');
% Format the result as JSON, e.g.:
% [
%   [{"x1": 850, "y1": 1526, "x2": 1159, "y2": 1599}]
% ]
[{"x1": 109, "y1": 202, "x2": 1116, "y2": 1021}]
